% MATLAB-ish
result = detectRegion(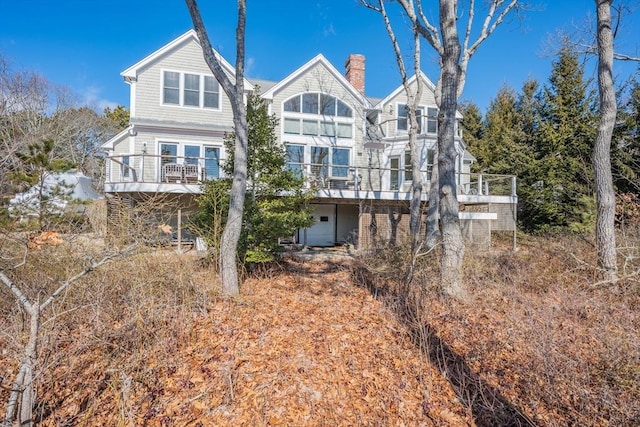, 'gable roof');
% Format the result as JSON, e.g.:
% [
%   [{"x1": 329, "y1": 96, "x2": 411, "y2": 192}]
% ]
[
  {"x1": 375, "y1": 72, "x2": 463, "y2": 119},
  {"x1": 262, "y1": 54, "x2": 370, "y2": 107},
  {"x1": 121, "y1": 29, "x2": 252, "y2": 88},
  {"x1": 101, "y1": 127, "x2": 130, "y2": 150},
  {"x1": 374, "y1": 71, "x2": 436, "y2": 108}
]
